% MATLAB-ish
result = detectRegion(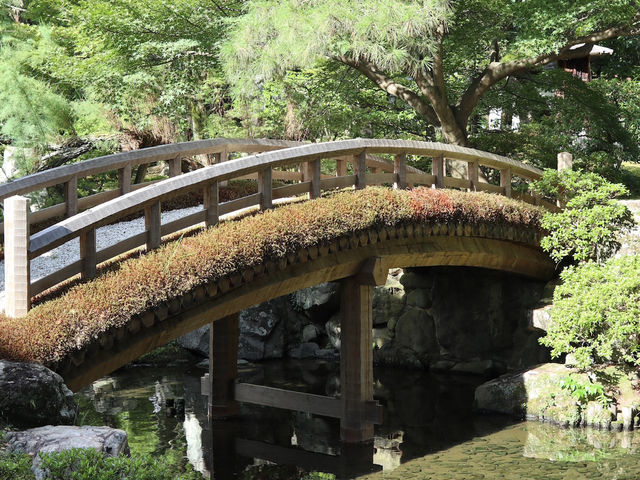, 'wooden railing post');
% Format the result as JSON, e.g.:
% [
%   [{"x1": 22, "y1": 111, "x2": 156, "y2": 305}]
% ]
[
  {"x1": 145, "y1": 202, "x2": 161, "y2": 251},
  {"x1": 354, "y1": 151, "x2": 367, "y2": 190},
  {"x1": 310, "y1": 159, "x2": 321, "y2": 199},
  {"x1": 558, "y1": 152, "x2": 573, "y2": 171},
  {"x1": 80, "y1": 228, "x2": 97, "y2": 280},
  {"x1": 64, "y1": 175, "x2": 78, "y2": 217},
  {"x1": 468, "y1": 161, "x2": 478, "y2": 192},
  {"x1": 204, "y1": 181, "x2": 219, "y2": 228},
  {"x1": 258, "y1": 167, "x2": 273, "y2": 210},
  {"x1": 432, "y1": 155, "x2": 444, "y2": 188},
  {"x1": 500, "y1": 167, "x2": 512, "y2": 198},
  {"x1": 4, "y1": 196, "x2": 30, "y2": 317},
  {"x1": 393, "y1": 153, "x2": 407, "y2": 189},
  {"x1": 557, "y1": 152, "x2": 573, "y2": 208},
  {"x1": 118, "y1": 164, "x2": 132, "y2": 195},
  {"x1": 169, "y1": 157, "x2": 181, "y2": 177},
  {"x1": 336, "y1": 158, "x2": 347, "y2": 177}
]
